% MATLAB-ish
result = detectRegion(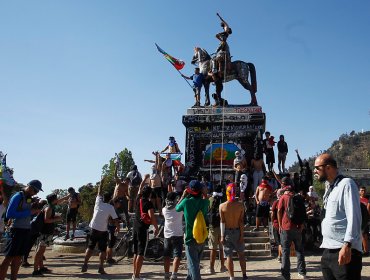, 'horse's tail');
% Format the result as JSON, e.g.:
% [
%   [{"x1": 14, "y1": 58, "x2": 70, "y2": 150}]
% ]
[{"x1": 247, "y1": 62, "x2": 257, "y2": 93}]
